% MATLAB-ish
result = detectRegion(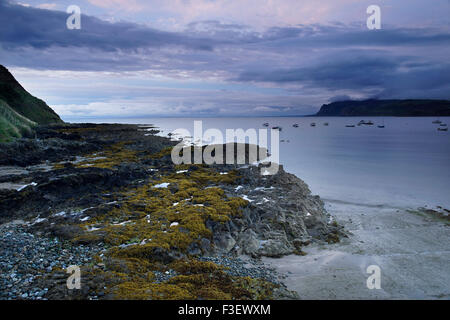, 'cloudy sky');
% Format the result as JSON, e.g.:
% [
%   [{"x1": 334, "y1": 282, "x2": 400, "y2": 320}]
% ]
[{"x1": 1, "y1": 0, "x2": 449, "y2": 120}]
